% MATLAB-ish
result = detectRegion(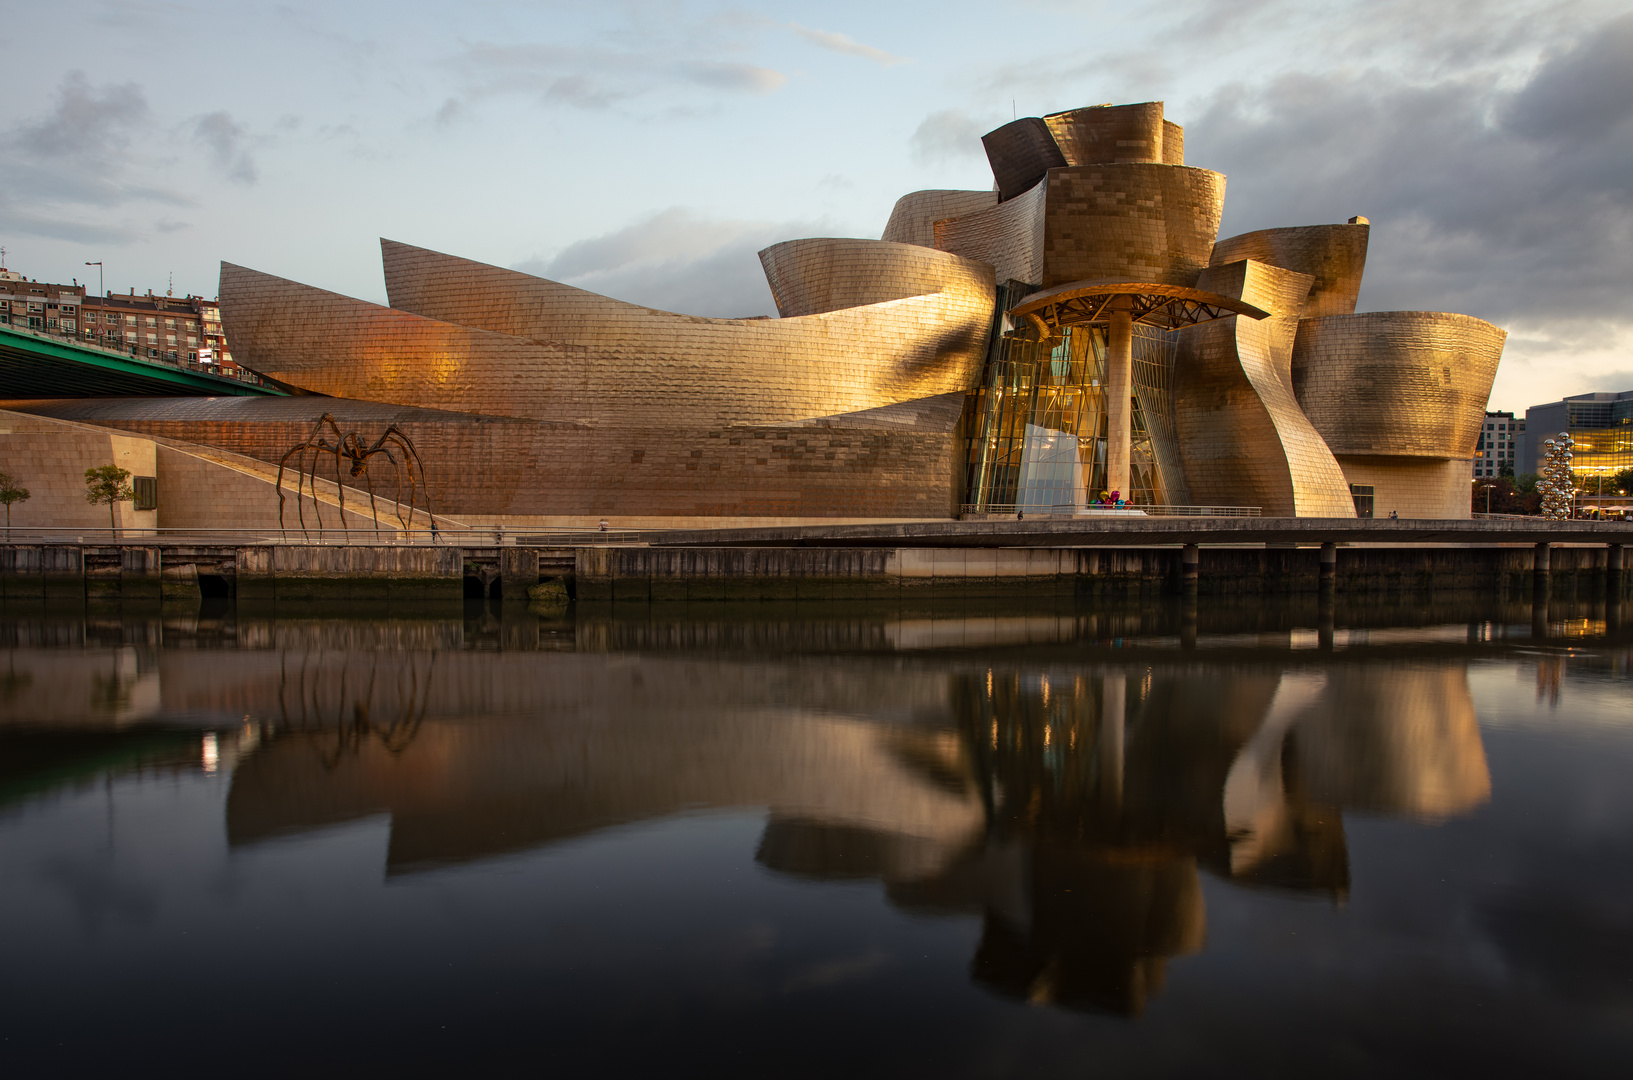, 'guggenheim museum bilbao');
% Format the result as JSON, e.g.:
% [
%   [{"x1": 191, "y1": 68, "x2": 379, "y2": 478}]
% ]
[{"x1": 35, "y1": 101, "x2": 1507, "y2": 523}]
